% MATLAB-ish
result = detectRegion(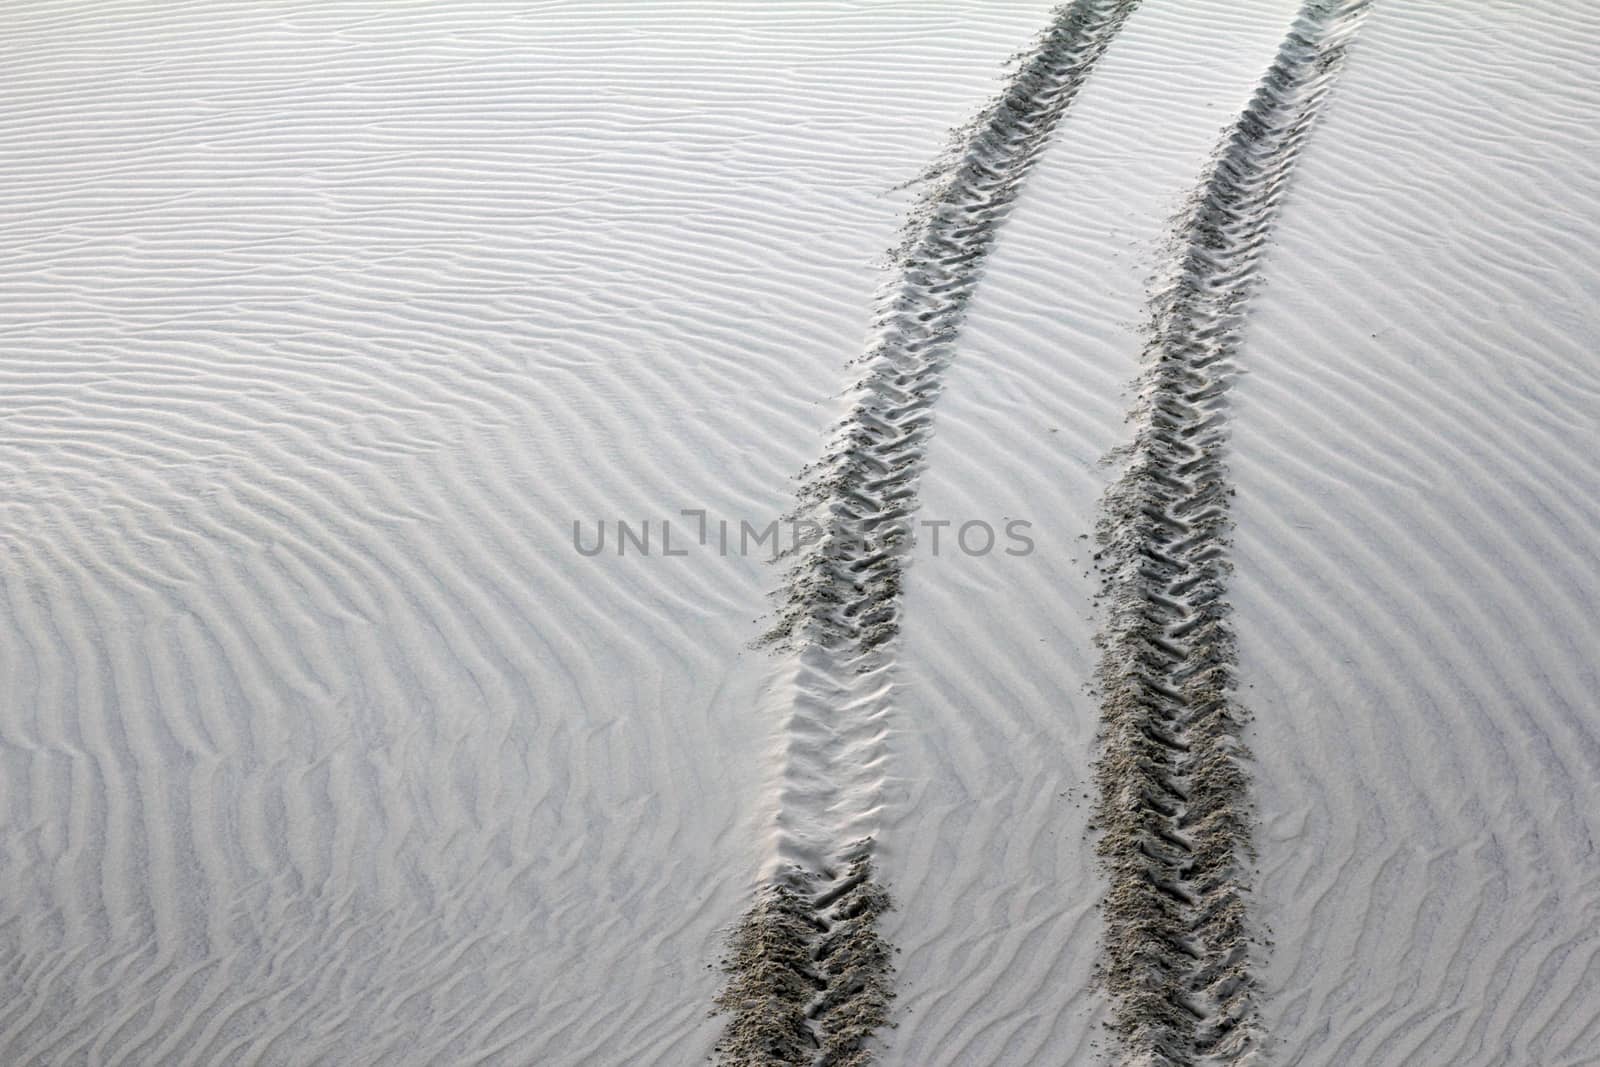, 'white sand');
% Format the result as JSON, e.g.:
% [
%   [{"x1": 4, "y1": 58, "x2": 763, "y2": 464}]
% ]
[
  {"x1": 1, "y1": 0, "x2": 1596, "y2": 1064},
  {"x1": 0, "y1": 2, "x2": 1054, "y2": 1060},
  {"x1": 1233, "y1": 2, "x2": 1600, "y2": 1062}
]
